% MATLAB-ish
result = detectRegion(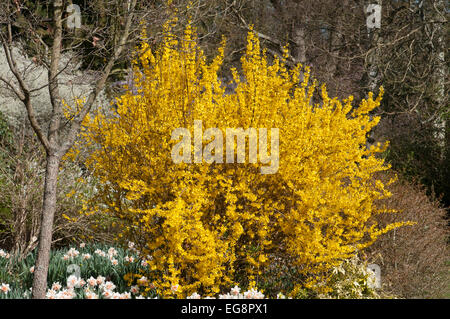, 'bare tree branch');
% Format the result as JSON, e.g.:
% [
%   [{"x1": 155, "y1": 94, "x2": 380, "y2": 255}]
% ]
[{"x1": 59, "y1": 0, "x2": 139, "y2": 156}]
